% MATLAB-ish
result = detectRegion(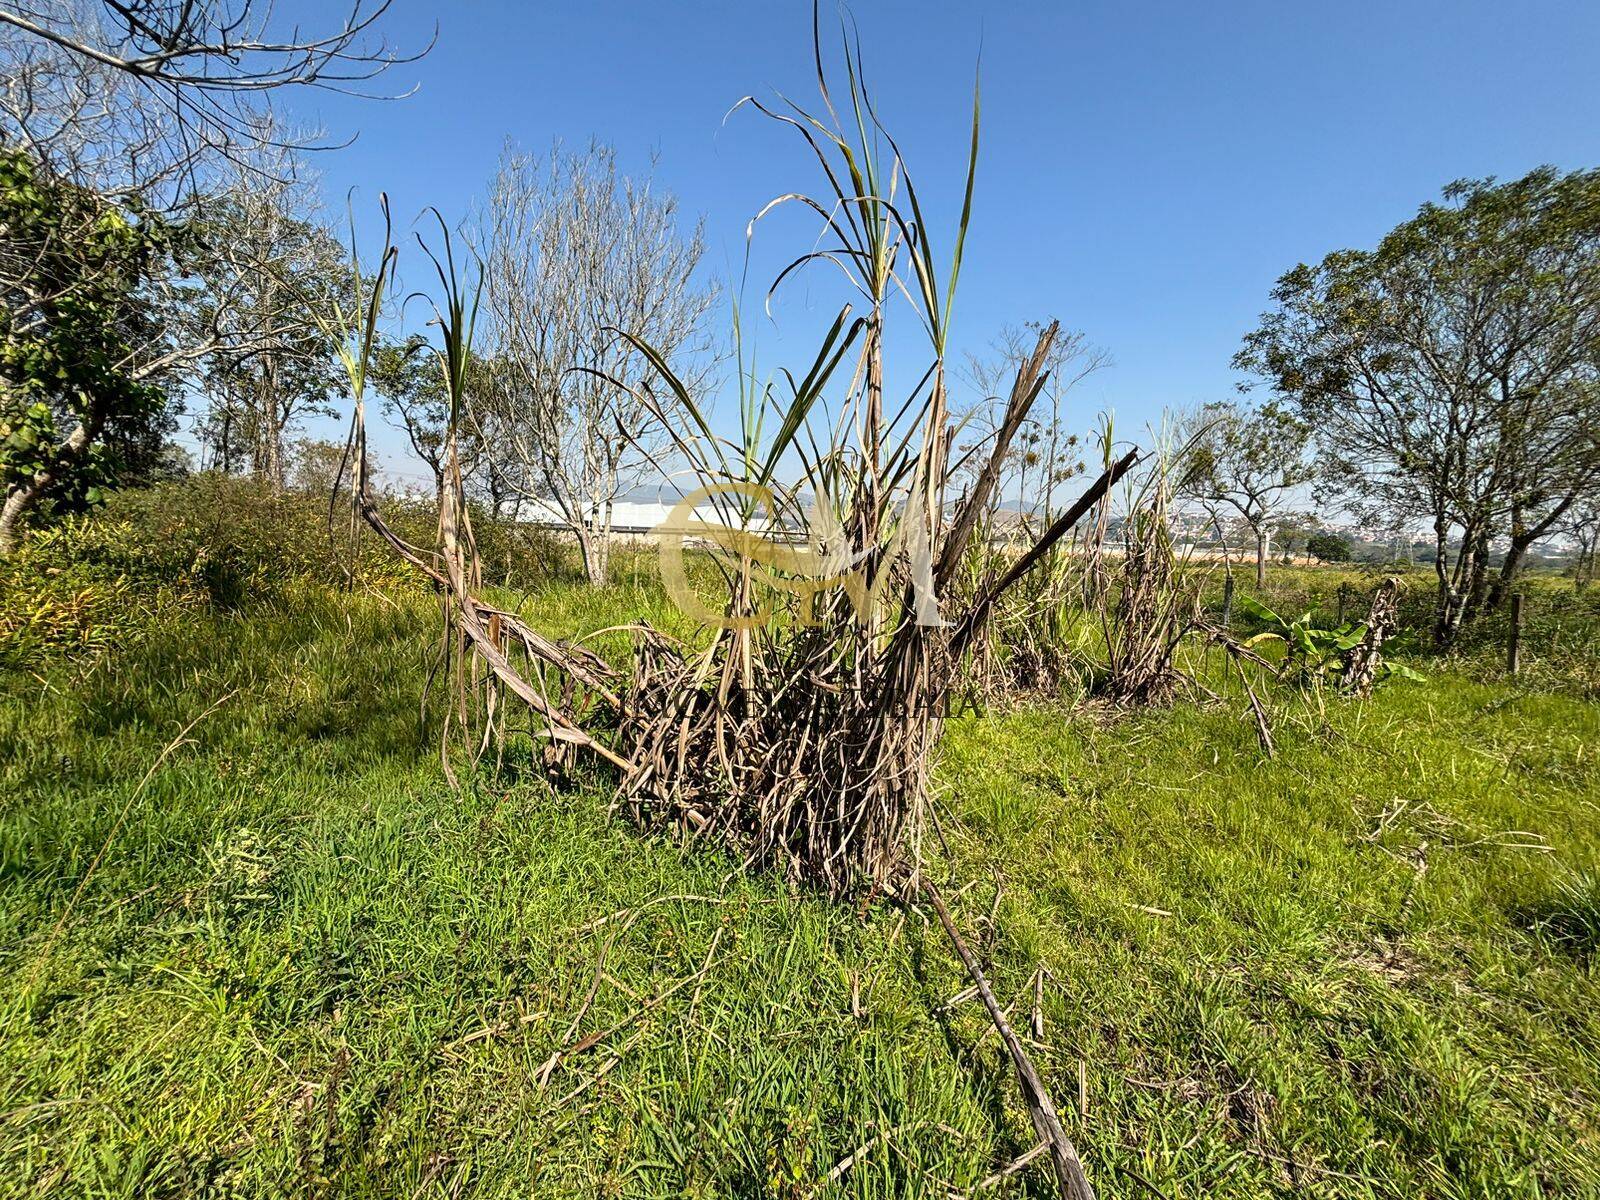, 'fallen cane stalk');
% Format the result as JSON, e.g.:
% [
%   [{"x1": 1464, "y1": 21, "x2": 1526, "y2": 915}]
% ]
[{"x1": 922, "y1": 878, "x2": 1096, "y2": 1200}]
